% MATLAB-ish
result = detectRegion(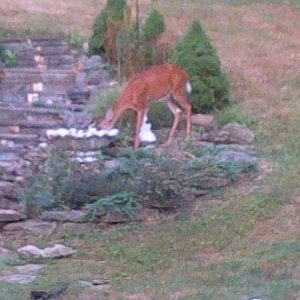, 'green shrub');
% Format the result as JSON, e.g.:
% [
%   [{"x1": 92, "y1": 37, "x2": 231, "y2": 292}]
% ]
[
  {"x1": 148, "y1": 102, "x2": 173, "y2": 129},
  {"x1": 142, "y1": 9, "x2": 166, "y2": 42},
  {"x1": 89, "y1": 2, "x2": 168, "y2": 80},
  {"x1": 170, "y1": 20, "x2": 230, "y2": 113},
  {"x1": 0, "y1": 45, "x2": 18, "y2": 68},
  {"x1": 89, "y1": 0, "x2": 127, "y2": 58},
  {"x1": 19, "y1": 148, "x2": 95, "y2": 215},
  {"x1": 67, "y1": 31, "x2": 84, "y2": 49},
  {"x1": 87, "y1": 192, "x2": 140, "y2": 219}
]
